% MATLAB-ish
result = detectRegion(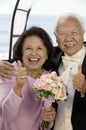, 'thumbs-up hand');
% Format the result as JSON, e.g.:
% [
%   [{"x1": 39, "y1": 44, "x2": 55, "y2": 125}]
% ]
[
  {"x1": 16, "y1": 60, "x2": 27, "y2": 86},
  {"x1": 72, "y1": 64, "x2": 86, "y2": 92},
  {"x1": 13, "y1": 60, "x2": 27, "y2": 97}
]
